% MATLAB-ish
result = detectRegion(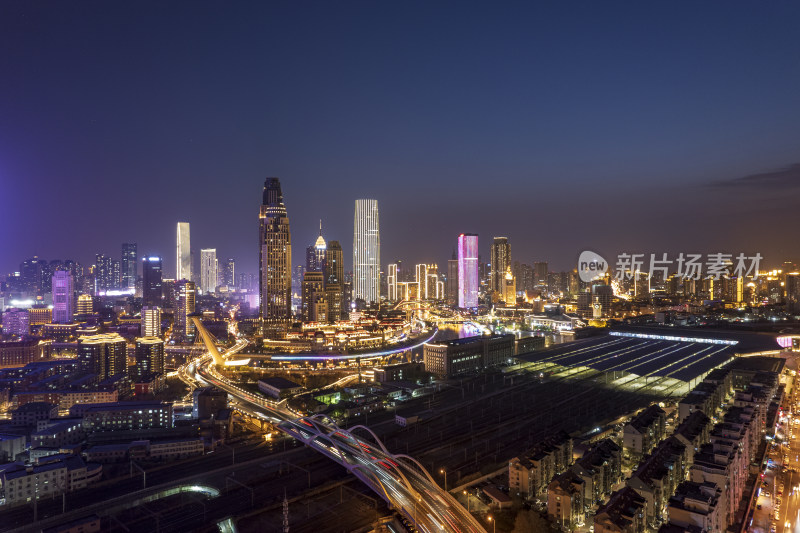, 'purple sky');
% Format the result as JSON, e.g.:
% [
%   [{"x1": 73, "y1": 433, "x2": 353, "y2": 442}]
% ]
[{"x1": 3, "y1": 2, "x2": 800, "y2": 277}]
